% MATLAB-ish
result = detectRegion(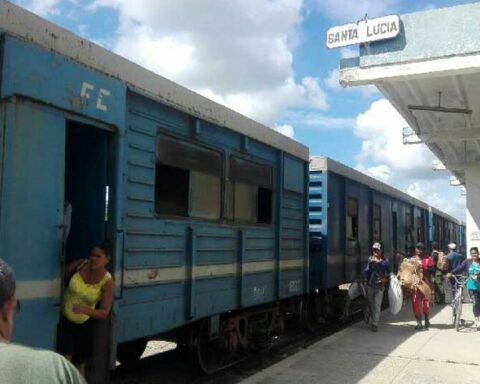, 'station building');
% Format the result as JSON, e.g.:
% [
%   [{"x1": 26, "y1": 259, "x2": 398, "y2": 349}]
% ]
[{"x1": 339, "y1": 3, "x2": 480, "y2": 252}]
